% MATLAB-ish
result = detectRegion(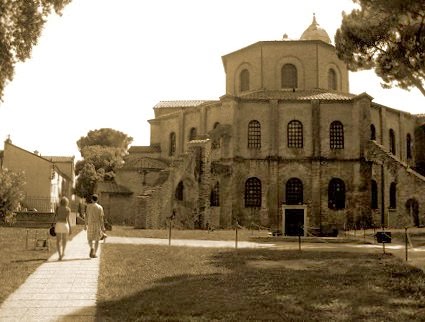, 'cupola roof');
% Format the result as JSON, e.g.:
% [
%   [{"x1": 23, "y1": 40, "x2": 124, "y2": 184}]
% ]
[{"x1": 300, "y1": 14, "x2": 331, "y2": 44}]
